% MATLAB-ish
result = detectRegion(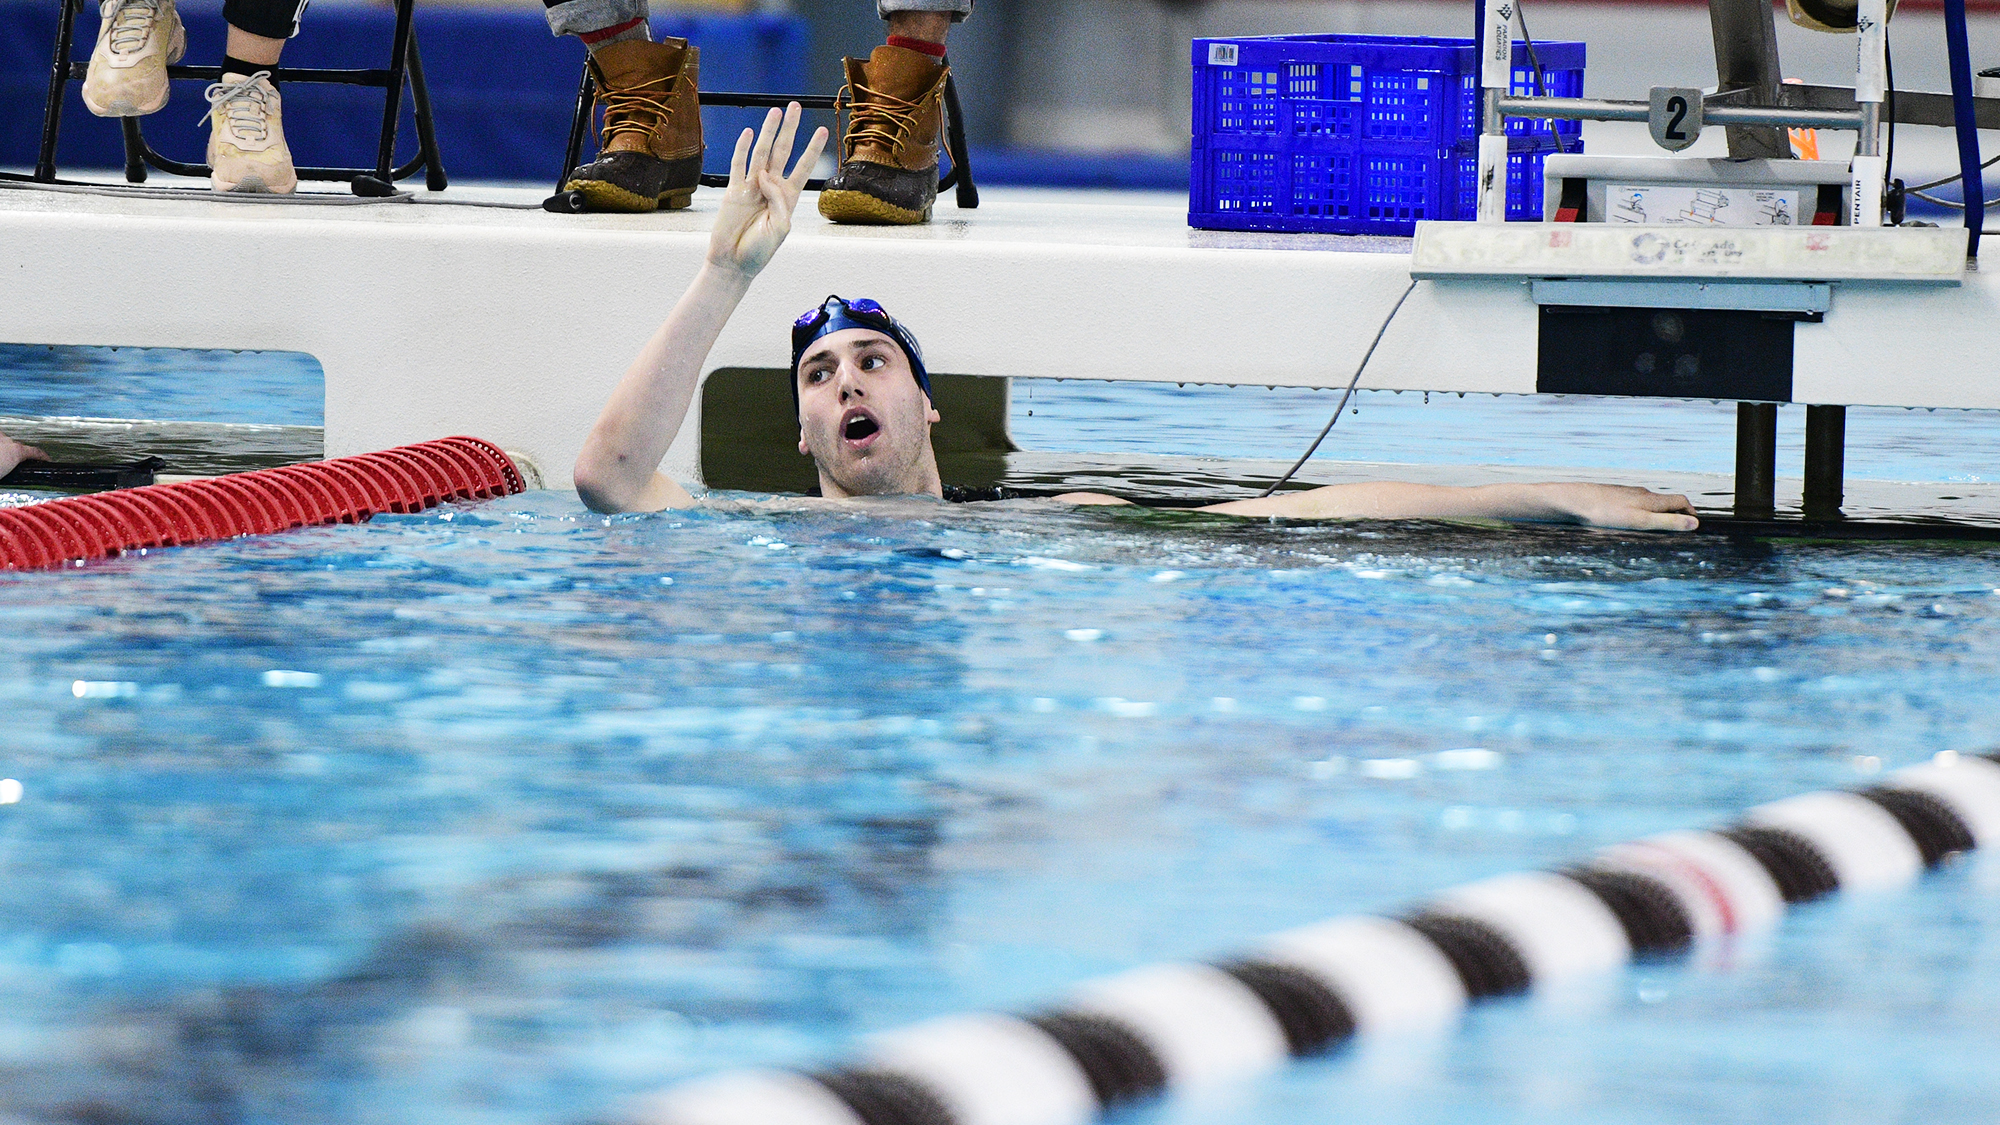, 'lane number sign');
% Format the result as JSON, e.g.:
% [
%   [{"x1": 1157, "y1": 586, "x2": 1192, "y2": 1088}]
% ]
[{"x1": 1648, "y1": 86, "x2": 1704, "y2": 151}]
